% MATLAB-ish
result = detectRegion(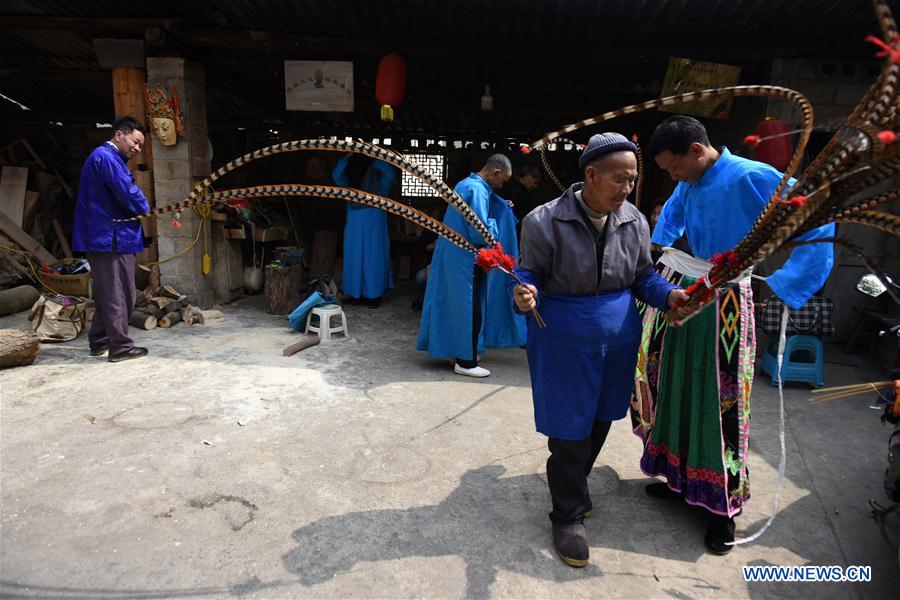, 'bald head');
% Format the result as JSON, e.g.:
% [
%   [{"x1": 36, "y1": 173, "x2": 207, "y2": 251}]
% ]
[{"x1": 479, "y1": 153, "x2": 512, "y2": 190}]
